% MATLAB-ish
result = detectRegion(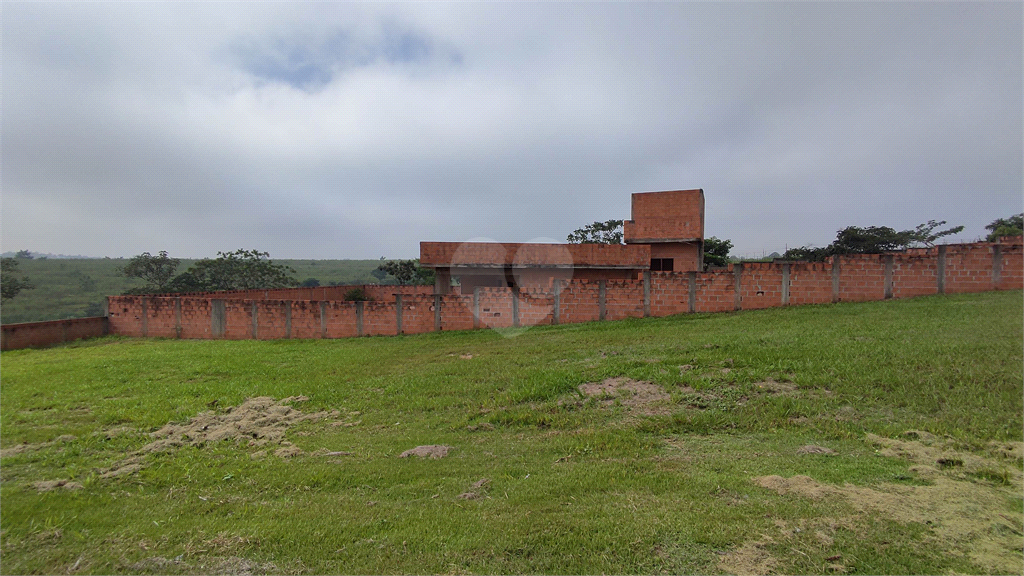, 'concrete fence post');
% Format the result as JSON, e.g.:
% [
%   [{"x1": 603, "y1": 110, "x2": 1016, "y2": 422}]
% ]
[
  {"x1": 598, "y1": 280, "x2": 607, "y2": 321},
  {"x1": 688, "y1": 271, "x2": 697, "y2": 313},
  {"x1": 355, "y1": 301, "x2": 364, "y2": 336},
  {"x1": 395, "y1": 294, "x2": 404, "y2": 335},
  {"x1": 251, "y1": 301, "x2": 259, "y2": 339},
  {"x1": 434, "y1": 294, "x2": 442, "y2": 331},
  {"x1": 883, "y1": 255, "x2": 894, "y2": 299},
  {"x1": 174, "y1": 297, "x2": 182, "y2": 339},
  {"x1": 141, "y1": 298, "x2": 149, "y2": 337},
  {"x1": 831, "y1": 258, "x2": 841, "y2": 303},
  {"x1": 733, "y1": 264, "x2": 743, "y2": 311},
  {"x1": 993, "y1": 245, "x2": 1002, "y2": 289},
  {"x1": 211, "y1": 300, "x2": 225, "y2": 338},
  {"x1": 512, "y1": 288, "x2": 520, "y2": 327},
  {"x1": 642, "y1": 271, "x2": 651, "y2": 318},
  {"x1": 319, "y1": 301, "x2": 328, "y2": 339},
  {"x1": 937, "y1": 246, "x2": 947, "y2": 294},
  {"x1": 781, "y1": 263, "x2": 791, "y2": 306},
  {"x1": 552, "y1": 281, "x2": 561, "y2": 325},
  {"x1": 473, "y1": 288, "x2": 481, "y2": 329},
  {"x1": 284, "y1": 301, "x2": 292, "y2": 339}
]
